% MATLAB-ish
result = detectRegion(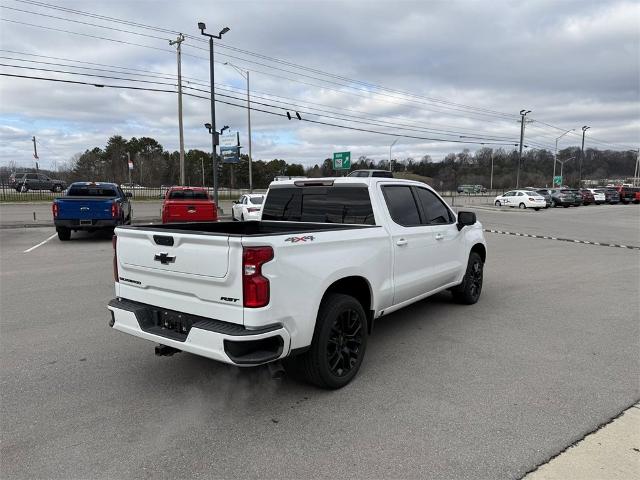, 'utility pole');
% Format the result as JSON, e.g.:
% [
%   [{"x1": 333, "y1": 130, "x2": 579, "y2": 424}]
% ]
[
  {"x1": 32, "y1": 136, "x2": 39, "y2": 172},
  {"x1": 579, "y1": 125, "x2": 590, "y2": 186},
  {"x1": 490, "y1": 150, "x2": 494, "y2": 191},
  {"x1": 390, "y1": 138, "x2": 399, "y2": 172},
  {"x1": 169, "y1": 33, "x2": 186, "y2": 186},
  {"x1": 199, "y1": 23, "x2": 230, "y2": 208},
  {"x1": 516, "y1": 109, "x2": 531, "y2": 188}
]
